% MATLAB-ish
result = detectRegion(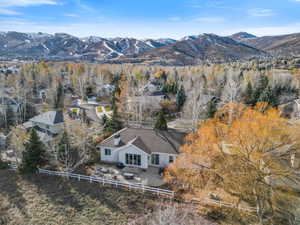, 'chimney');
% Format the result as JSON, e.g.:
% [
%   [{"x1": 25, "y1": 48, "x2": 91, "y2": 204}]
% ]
[{"x1": 114, "y1": 134, "x2": 121, "y2": 146}]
